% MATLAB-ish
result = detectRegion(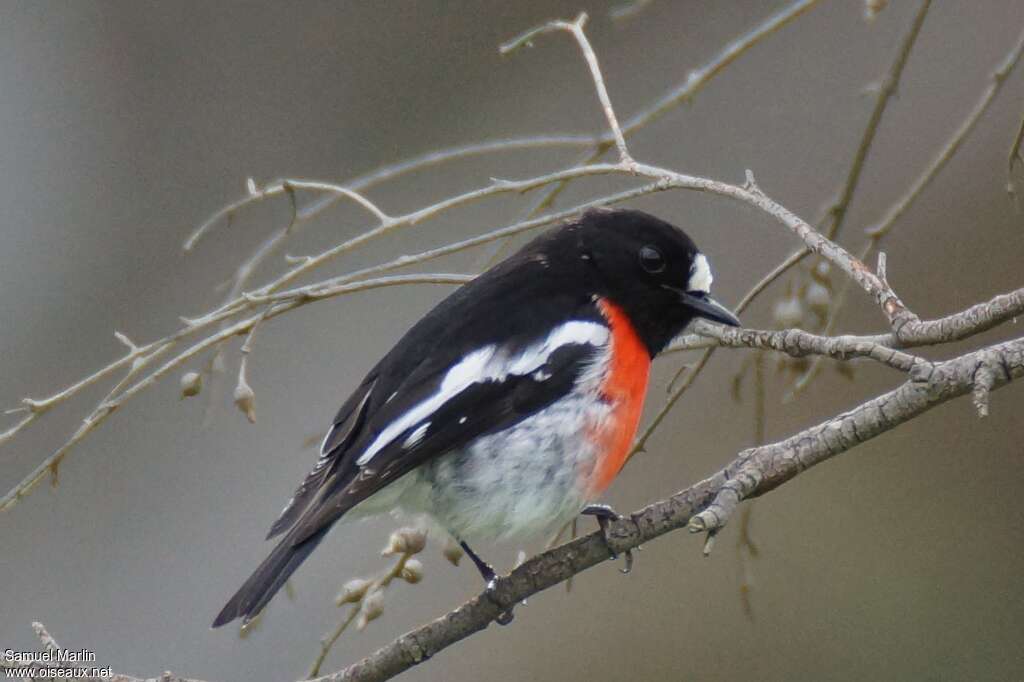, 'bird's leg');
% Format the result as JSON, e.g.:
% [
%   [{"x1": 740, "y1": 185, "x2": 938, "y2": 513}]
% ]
[
  {"x1": 581, "y1": 504, "x2": 634, "y2": 574},
  {"x1": 460, "y1": 541, "x2": 514, "y2": 625},
  {"x1": 460, "y1": 541, "x2": 496, "y2": 584}
]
